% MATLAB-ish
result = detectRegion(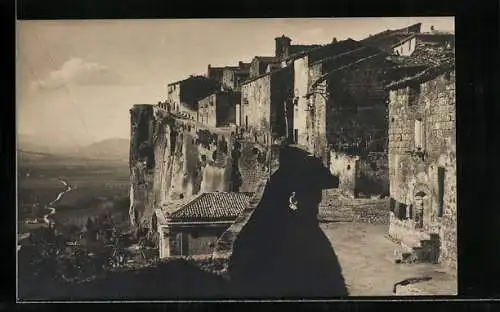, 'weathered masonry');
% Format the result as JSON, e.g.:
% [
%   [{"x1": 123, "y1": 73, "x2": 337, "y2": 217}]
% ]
[
  {"x1": 166, "y1": 76, "x2": 220, "y2": 120},
  {"x1": 305, "y1": 42, "x2": 391, "y2": 197},
  {"x1": 240, "y1": 66, "x2": 294, "y2": 144},
  {"x1": 386, "y1": 62, "x2": 456, "y2": 269},
  {"x1": 198, "y1": 91, "x2": 241, "y2": 128}
]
